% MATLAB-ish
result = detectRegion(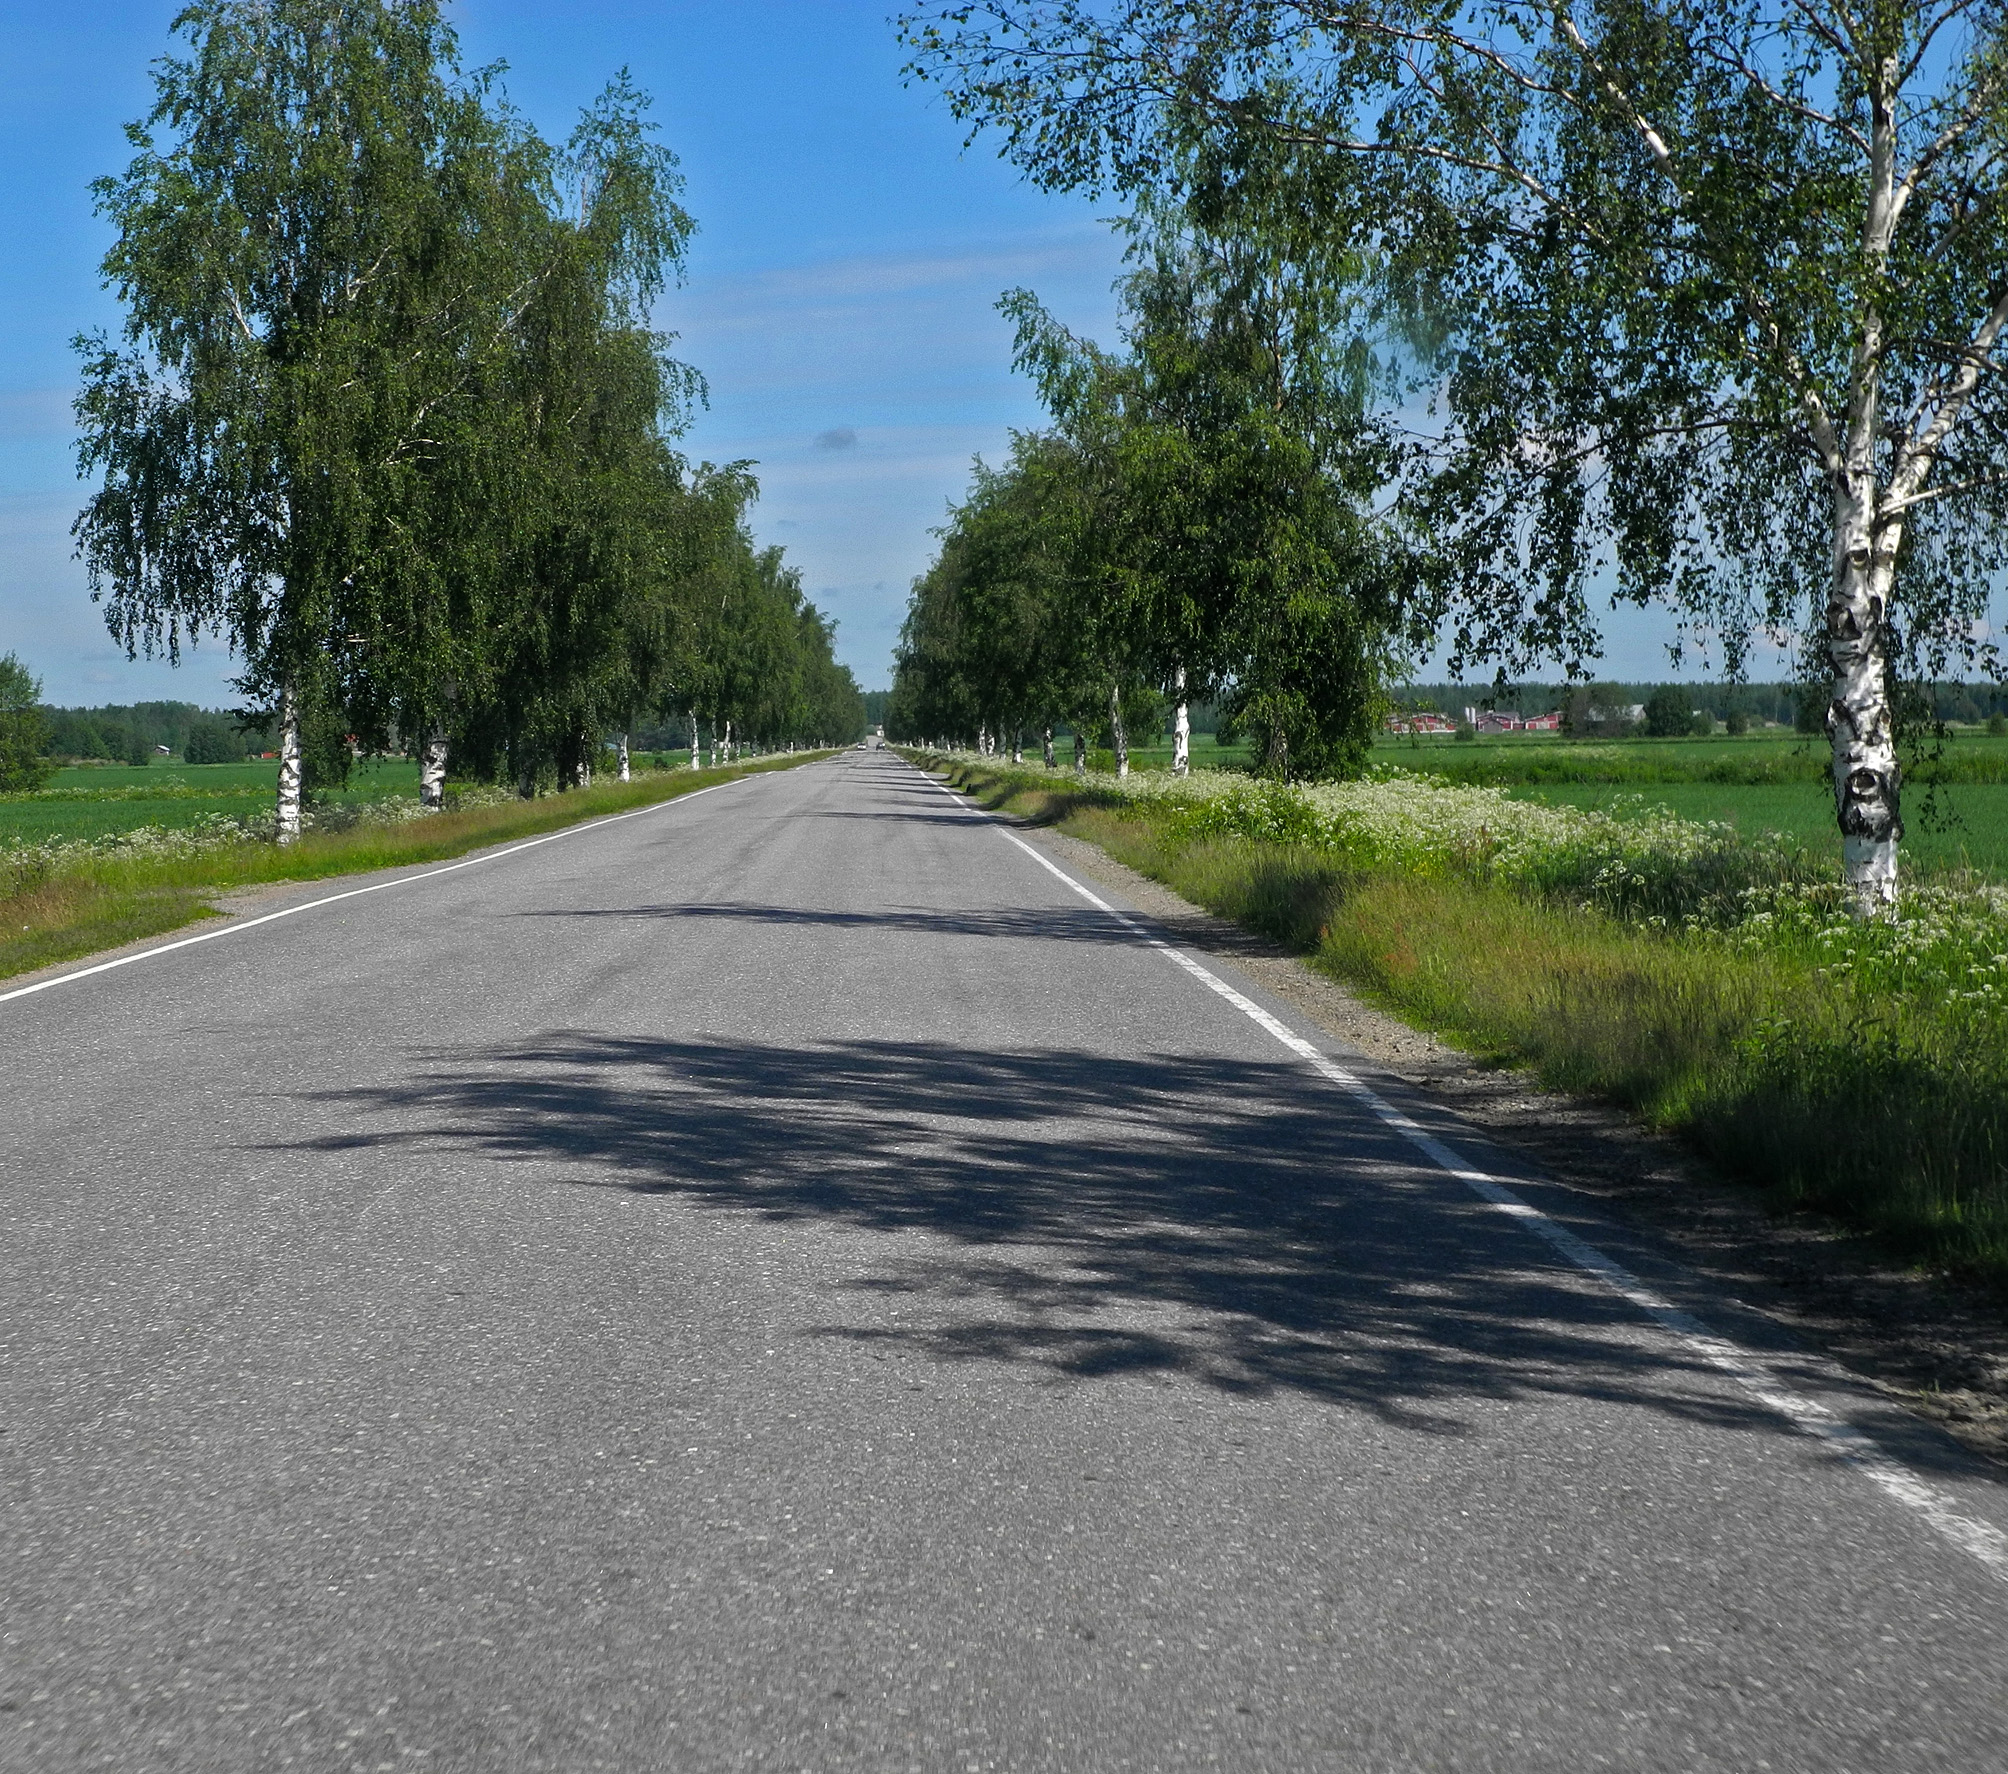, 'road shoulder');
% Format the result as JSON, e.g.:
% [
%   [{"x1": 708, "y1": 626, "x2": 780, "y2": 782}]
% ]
[{"x1": 1014, "y1": 814, "x2": 2008, "y2": 1472}]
